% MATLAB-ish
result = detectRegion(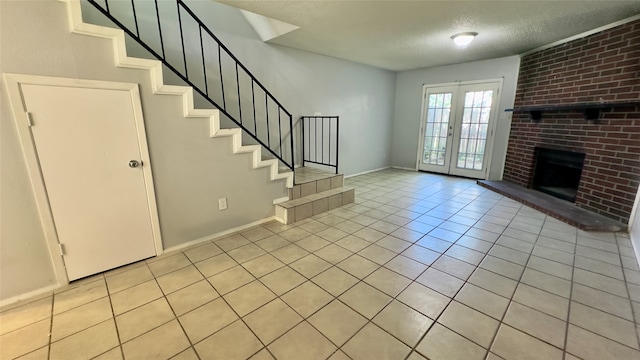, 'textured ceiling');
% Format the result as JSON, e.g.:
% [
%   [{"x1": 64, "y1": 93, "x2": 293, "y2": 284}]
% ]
[{"x1": 216, "y1": 1, "x2": 640, "y2": 71}]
